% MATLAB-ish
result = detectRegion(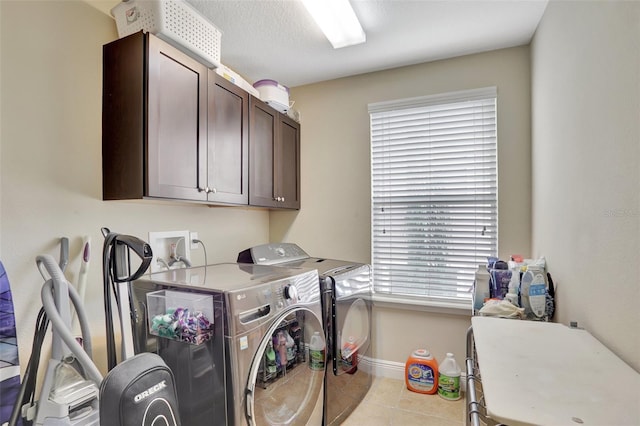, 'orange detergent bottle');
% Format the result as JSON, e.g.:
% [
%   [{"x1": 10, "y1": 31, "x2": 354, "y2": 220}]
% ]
[{"x1": 405, "y1": 349, "x2": 439, "y2": 394}]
